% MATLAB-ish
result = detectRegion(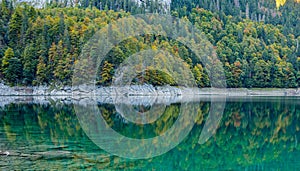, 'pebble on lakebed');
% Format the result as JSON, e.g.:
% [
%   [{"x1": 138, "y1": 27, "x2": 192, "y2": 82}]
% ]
[{"x1": 0, "y1": 151, "x2": 10, "y2": 156}]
